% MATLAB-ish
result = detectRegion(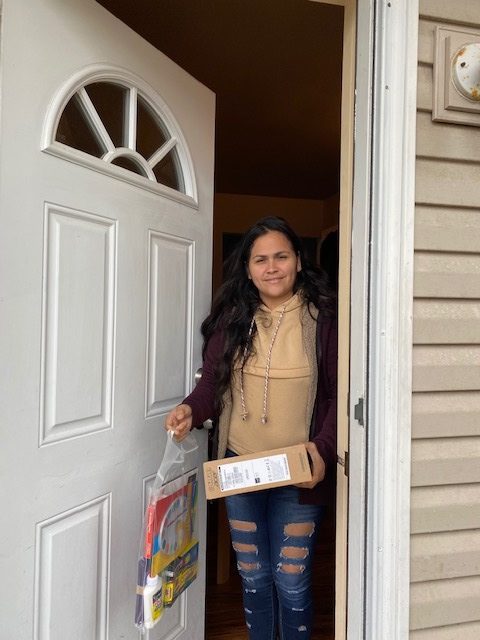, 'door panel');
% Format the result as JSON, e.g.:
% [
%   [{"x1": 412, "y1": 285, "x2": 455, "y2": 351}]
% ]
[
  {"x1": 146, "y1": 231, "x2": 195, "y2": 418},
  {"x1": 0, "y1": 1, "x2": 214, "y2": 638},
  {"x1": 41, "y1": 204, "x2": 117, "y2": 443}
]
